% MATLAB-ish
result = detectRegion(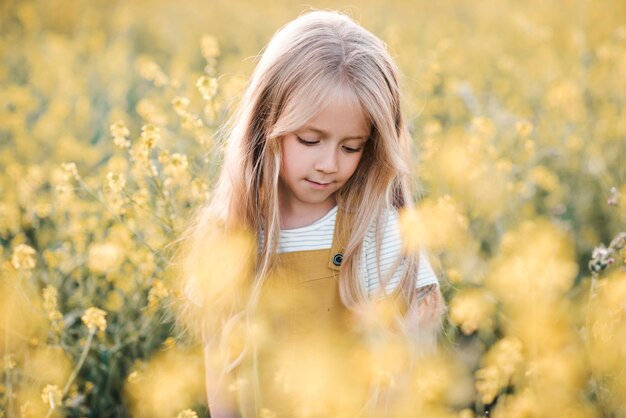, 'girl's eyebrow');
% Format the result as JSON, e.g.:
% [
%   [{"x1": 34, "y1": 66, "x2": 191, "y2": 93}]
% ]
[{"x1": 300, "y1": 126, "x2": 369, "y2": 140}]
